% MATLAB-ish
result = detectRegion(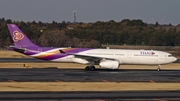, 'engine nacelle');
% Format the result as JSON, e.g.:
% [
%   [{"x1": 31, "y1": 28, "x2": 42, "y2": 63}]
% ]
[
  {"x1": 99, "y1": 60, "x2": 120, "y2": 69},
  {"x1": 73, "y1": 58, "x2": 89, "y2": 64}
]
